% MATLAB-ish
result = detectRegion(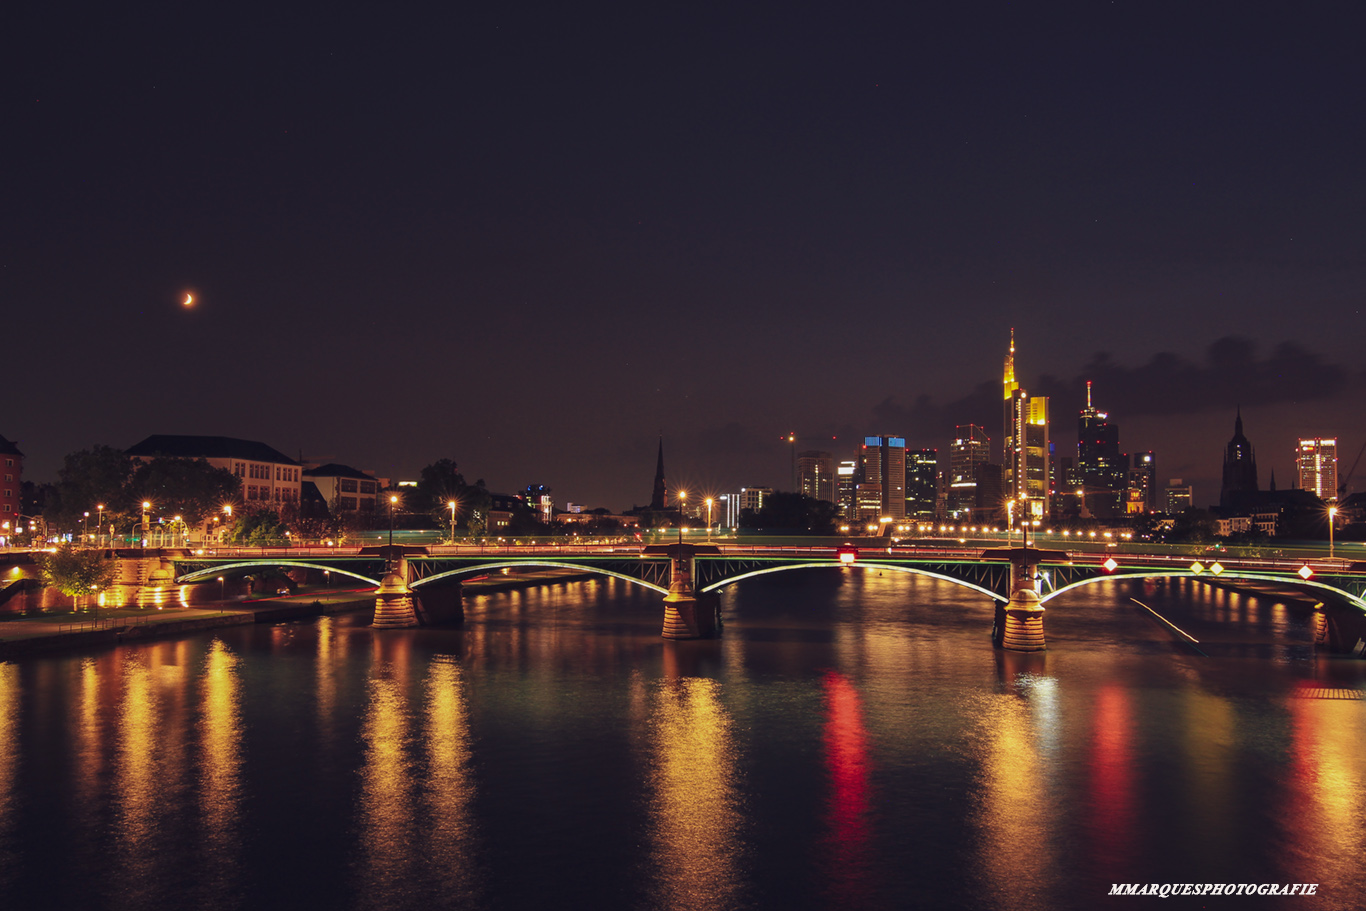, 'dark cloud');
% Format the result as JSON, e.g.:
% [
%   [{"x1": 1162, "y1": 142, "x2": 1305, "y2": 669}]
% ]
[
  {"x1": 1035, "y1": 337, "x2": 1349, "y2": 417},
  {"x1": 874, "y1": 337, "x2": 1349, "y2": 444},
  {"x1": 872, "y1": 380, "x2": 1001, "y2": 446}
]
